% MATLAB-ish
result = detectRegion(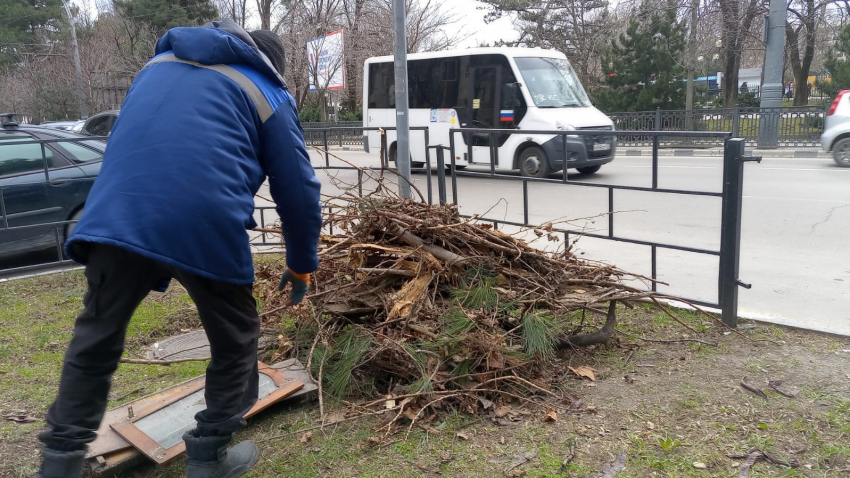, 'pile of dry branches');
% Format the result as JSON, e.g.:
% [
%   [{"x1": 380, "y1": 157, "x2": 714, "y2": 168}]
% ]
[{"x1": 254, "y1": 166, "x2": 679, "y2": 424}]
